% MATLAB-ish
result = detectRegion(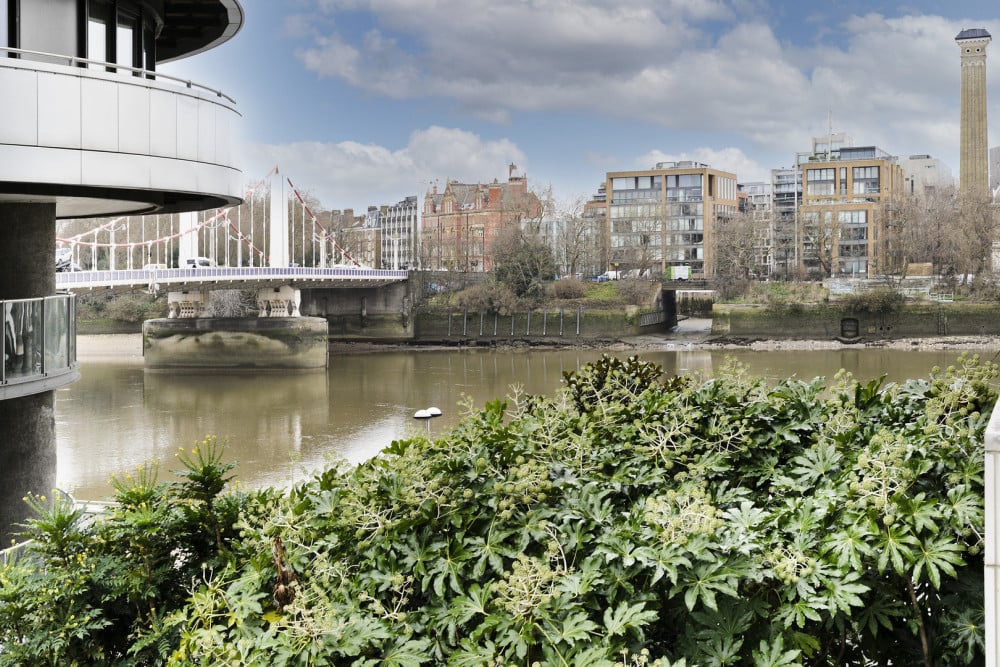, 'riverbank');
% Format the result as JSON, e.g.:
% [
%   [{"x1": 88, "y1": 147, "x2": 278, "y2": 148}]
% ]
[{"x1": 74, "y1": 322, "x2": 1000, "y2": 363}]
